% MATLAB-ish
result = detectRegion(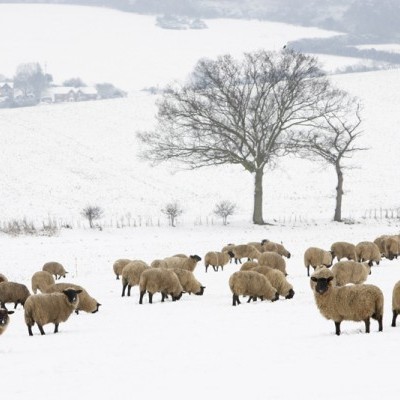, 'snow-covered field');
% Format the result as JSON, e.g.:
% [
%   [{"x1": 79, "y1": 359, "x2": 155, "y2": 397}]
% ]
[{"x1": 1, "y1": 4, "x2": 400, "y2": 400}]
